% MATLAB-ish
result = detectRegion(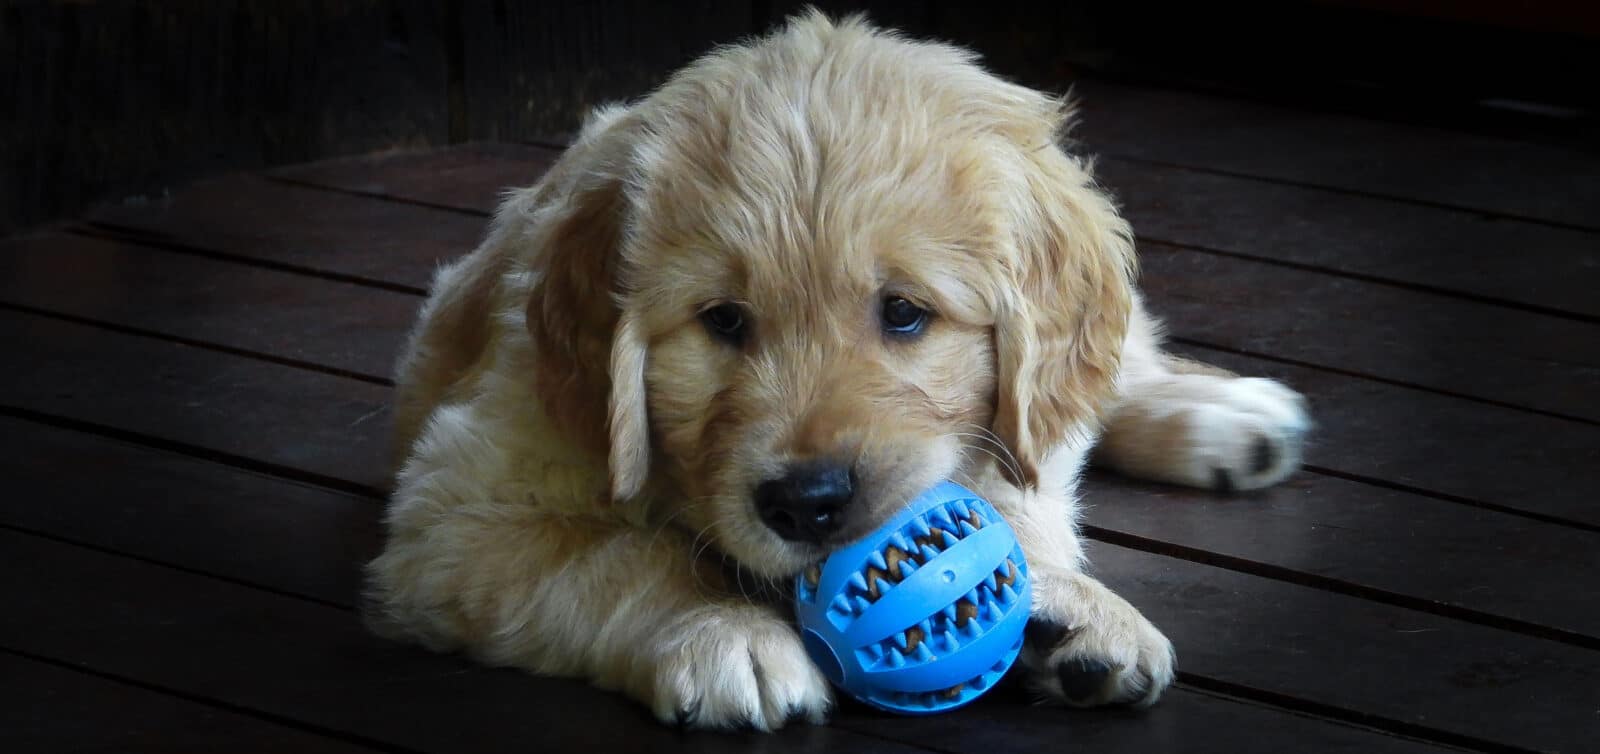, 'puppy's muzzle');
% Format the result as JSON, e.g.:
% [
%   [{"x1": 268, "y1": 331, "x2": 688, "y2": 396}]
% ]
[{"x1": 754, "y1": 462, "x2": 855, "y2": 543}]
